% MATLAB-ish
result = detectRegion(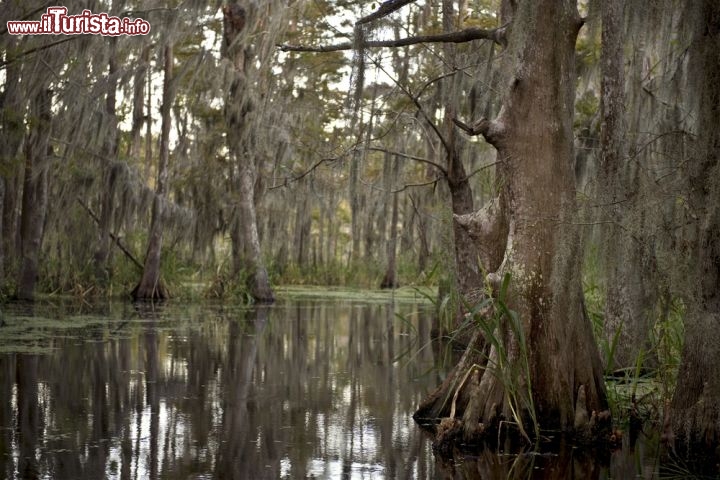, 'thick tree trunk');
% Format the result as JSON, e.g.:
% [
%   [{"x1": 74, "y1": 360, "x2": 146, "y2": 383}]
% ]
[
  {"x1": 133, "y1": 44, "x2": 173, "y2": 301},
  {"x1": 223, "y1": 2, "x2": 274, "y2": 302},
  {"x1": 599, "y1": 0, "x2": 657, "y2": 372},
  {"x1": 417, "y1": 0, "x2": 609, "y2": 444},
  {"x1": 17, "y1": 89, "x2": 52, "y2": 301},
  {"x1": 670, "y1": 0, "x2": 720, "y2": 455}
]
